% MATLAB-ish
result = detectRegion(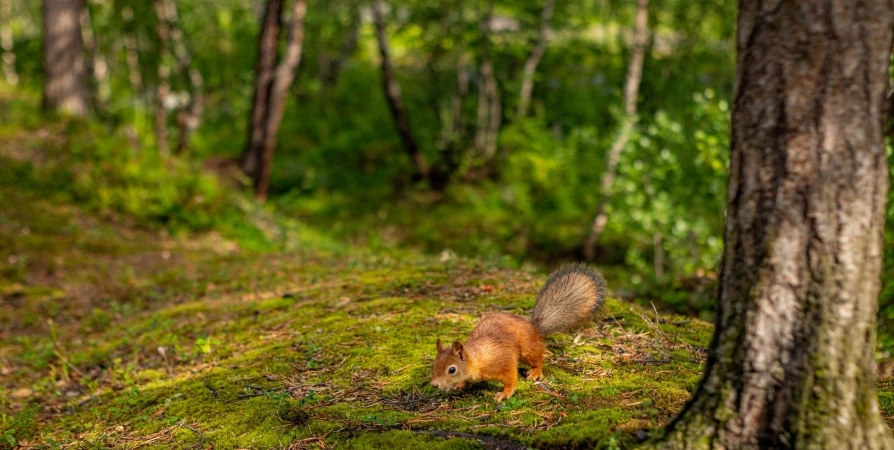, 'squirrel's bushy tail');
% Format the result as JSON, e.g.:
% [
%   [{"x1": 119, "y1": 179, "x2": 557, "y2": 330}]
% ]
[{"x1": 531, "y1": 263, "x2": 606, "y2": 336}]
